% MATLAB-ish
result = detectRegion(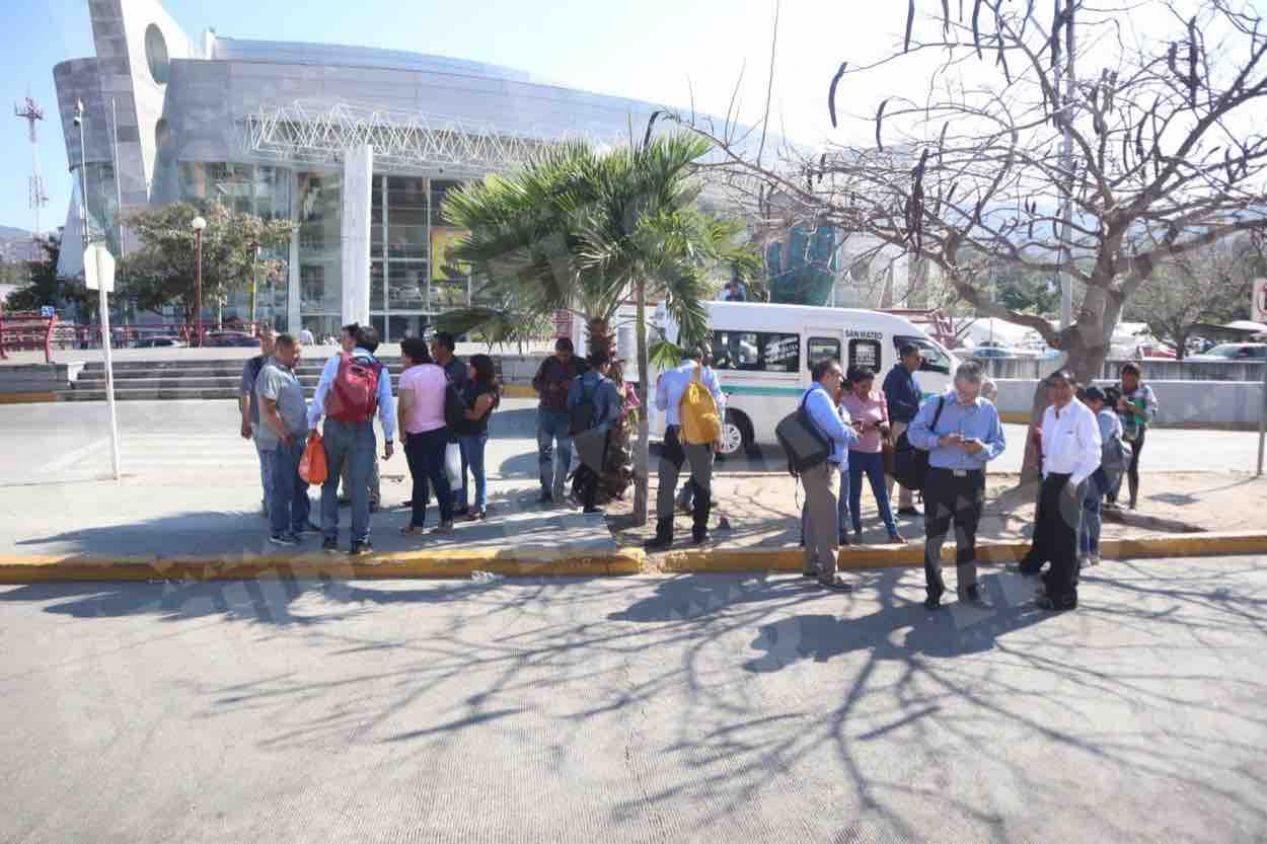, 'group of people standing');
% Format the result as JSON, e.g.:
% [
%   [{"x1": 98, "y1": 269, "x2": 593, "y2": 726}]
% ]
[
  {"x1": 239, "y1": 324, "x2": 500, "y2": 554},
  {"x1": 797, "y1": 354, "x2": 1156, "y2": 613}
]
